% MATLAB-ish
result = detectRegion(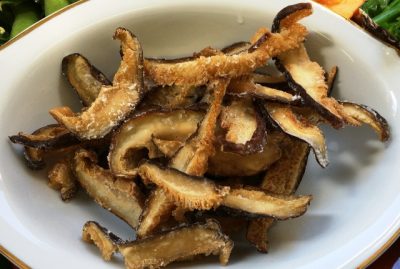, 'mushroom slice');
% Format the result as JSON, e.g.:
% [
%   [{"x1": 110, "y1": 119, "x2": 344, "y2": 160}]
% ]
[
  {"x1": 118, "y1": 219, "x2": 234, "y2": 268},
  {"x1": 9, "y1": 124, "x2": 79, "y2": 150},
  {"x1": 326, "y1": 66, "x2": 338, "y2": 96},
  {"x1": 138, "y1": 161, "x2": 230, "y2": 211},
  {"x1": 228, "y1": 77, "x2": 296, "y2": 104},
  {"x1": 82, "y1": 221, "x2": 124, "y2": 261},
  {"x1": 218, "y1": 98, "x2": 267, "y2": 154},
  {"x1": 265, "y1": 102, "x2": 328, "y2": 168},
  {"x1": 108, "y1": 109, "x2": 204, "y2": 177},
  {"x1": 151, "y1": 138, "x2": 184, "y2": 158},
  {"x1": 144, "y1": 7, "x2": 310, "y2": 86},
  {"x1": 221, "y1": 41, "x2": 251, "y2": 55},
  {"x1": 221, "y1": 187, "x2": 312, "y2": 220},
  {"x1": 73, "y1": 149, "x2": 144, "y2": 228},
  {"x1": 137, "y1": 80, "x2": 228, "y2": 237},
  {"x1": 169, "y1": 79, "x2": 229, "y2": 176},
  {"x1": 50, "y1": 28, "x2": 145, "y2": 139},
  {"x1": 339, "y1": 101, "x2": 390, "y2": 142},
  {"x1": 247, "y1": 135, "x2": 310, "y2": 252},
  {"x1": 62, "y1": 53, "x2": 111, "y2": 107},
  {"x1": 136, "y1": 188, "x2": 175, "y2": 239},
  {"x1": 252, "y1": 73, "x2": 286, "y2": 84},
  {"x1": 274, "y1": 44, "x2": 352, "y2": 128},
  {"x1": 271, "y1": 4, "x2": 350, "y2": 128},
  {"x1": 9, "y1": 124, "x2": 80, "y2": 170},
  {"x1": 141, "y1": 84, "x2": 204, "y2": 110},
  {"x1": 208, "y1": 141, "x2": 282, "y2": 177},
  {"x1": 48, "y1": 158, "x2": 78, "y2": 201}
]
